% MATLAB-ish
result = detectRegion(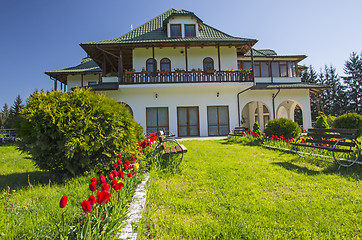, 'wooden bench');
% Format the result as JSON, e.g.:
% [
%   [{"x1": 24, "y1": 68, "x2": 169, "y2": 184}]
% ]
[
  {"x1": 291, "y1": 128, "x2": 360, "y2": 168},
  {"x1": 229, "y1": 127, "x2": 248, "y2": 138},
  {"x1": 156, "y1": 131, "x2": 187, "y2": 164}
]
